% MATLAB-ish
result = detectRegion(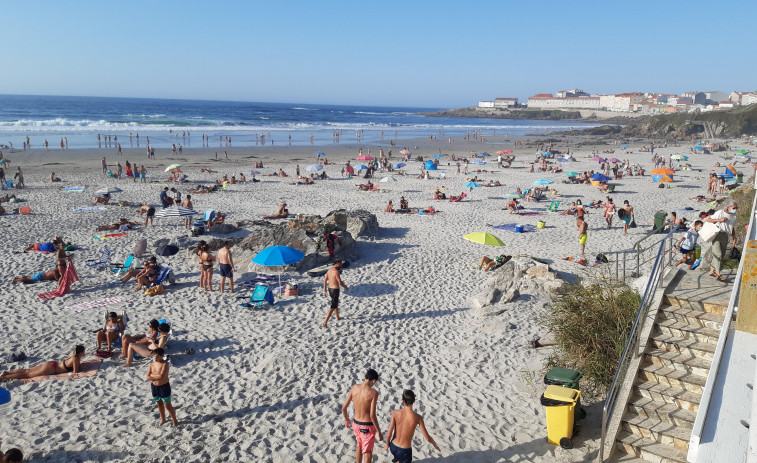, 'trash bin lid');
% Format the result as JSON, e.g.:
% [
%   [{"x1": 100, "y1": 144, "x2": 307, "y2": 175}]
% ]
[
  {"x1": 543, "y1": 385, "x2": 580, "y2": 403},
  {"x1": 544, "y1": 367, "x2": 583, "y2": 385}
]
